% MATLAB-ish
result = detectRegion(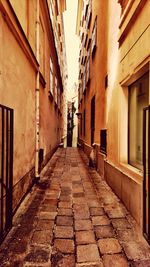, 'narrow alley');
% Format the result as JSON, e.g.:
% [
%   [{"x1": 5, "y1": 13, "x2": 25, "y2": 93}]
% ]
[{"x1": 0, "y1": 148, "x2": 150, "y2": 267}]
